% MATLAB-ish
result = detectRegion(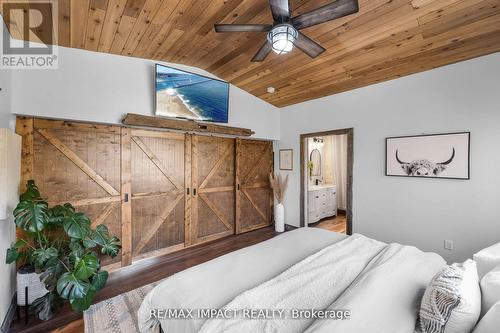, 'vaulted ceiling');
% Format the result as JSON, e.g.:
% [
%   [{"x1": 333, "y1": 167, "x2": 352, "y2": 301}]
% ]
[{"x1": 2, "y1": 0, "x2": 500, "y2": 107}]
